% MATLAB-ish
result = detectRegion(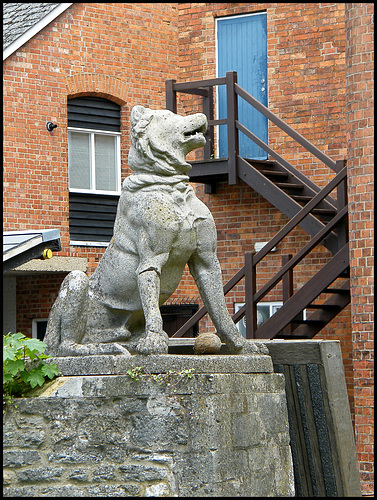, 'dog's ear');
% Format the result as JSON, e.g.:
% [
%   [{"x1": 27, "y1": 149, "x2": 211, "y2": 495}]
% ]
[{"x1": 131, "y1": 105, "x2": 153, "y2": 129}]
